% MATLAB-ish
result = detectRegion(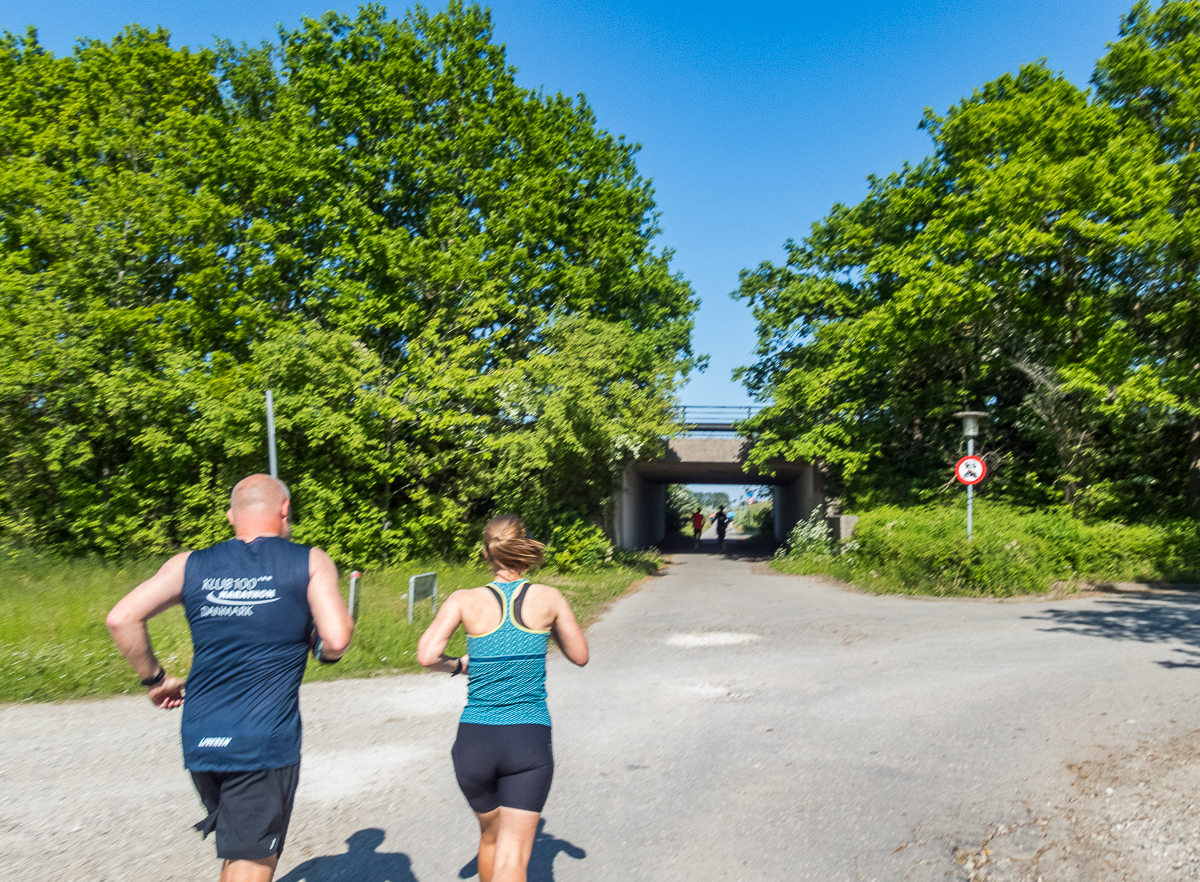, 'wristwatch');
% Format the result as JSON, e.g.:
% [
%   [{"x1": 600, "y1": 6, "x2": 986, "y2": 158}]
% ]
[
  {"x1": 313, "y1": 638, "x2": 341, "y2": 665},
  {"x1": 141, "y1": 668, "x2": 166, "y2": 688}
]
